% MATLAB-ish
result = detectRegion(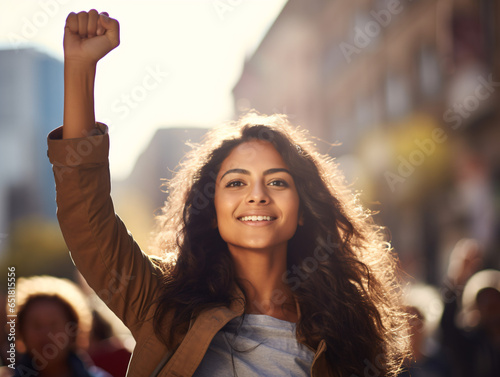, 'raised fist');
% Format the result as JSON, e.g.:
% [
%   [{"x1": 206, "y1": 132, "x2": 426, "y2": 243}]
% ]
[{"x1": 64, "y1": 9, "x2": 120, "y2": 64}]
